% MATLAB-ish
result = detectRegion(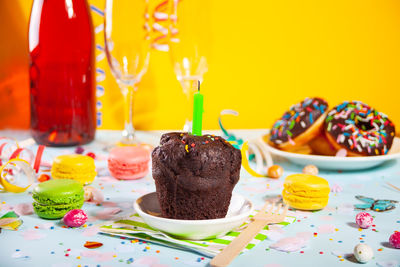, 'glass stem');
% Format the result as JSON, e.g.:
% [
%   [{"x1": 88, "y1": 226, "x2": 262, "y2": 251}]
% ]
[
  {"x1": 180, "y1": 79, "x2": 198, "y2": 132},
  {"x1": 122, "y1": 85, "x2": 135, "y2": 144}
]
